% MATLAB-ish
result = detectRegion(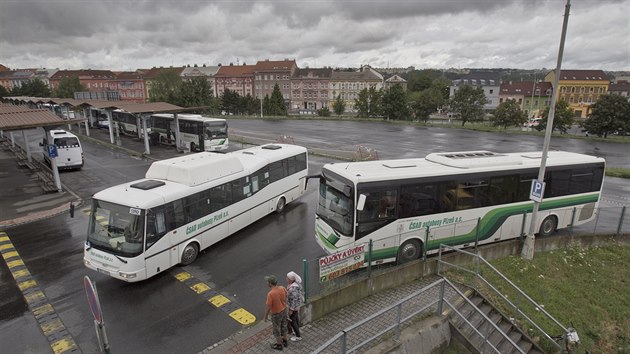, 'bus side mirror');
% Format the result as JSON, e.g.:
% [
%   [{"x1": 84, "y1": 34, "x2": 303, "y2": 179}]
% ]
[{"x1": 357, "y1": 194, "x2": 366, "y2": 211}]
